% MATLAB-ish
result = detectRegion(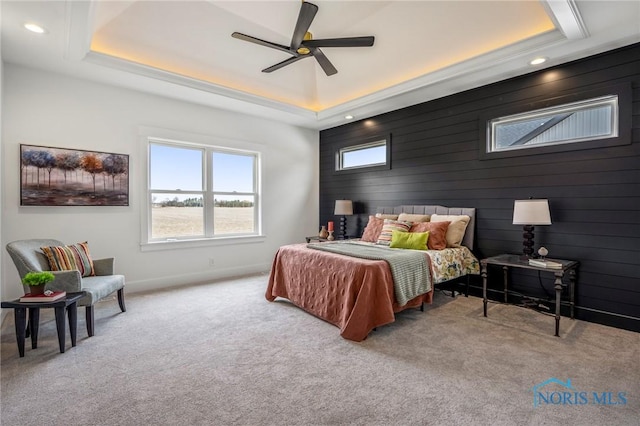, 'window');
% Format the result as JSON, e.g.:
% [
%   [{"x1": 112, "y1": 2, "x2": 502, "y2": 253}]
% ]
[
  {"x1": 488, "y1": 95, "x2": 618, "y2": 153},
  {"x1": 479, "y1": 82, "x2": 631, "y2": 160},
  {"x1": 335, "y1": 135, "x2": 391, "y2": 173},
  {"x1": 146, "y1": 137, "x2": 260, "y2": 245},
  {"x1": 212, "y1": 151, "x2": 256, "y2": 236}
]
